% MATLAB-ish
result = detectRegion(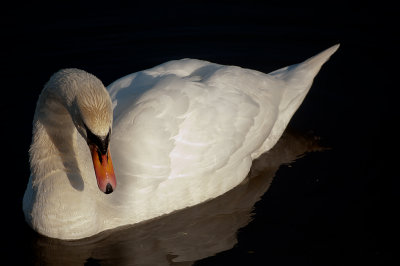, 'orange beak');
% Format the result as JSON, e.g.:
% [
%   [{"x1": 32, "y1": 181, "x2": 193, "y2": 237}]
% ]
[{"x1": 89, "y1": 144, "x2": 116, "y2": 194}]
